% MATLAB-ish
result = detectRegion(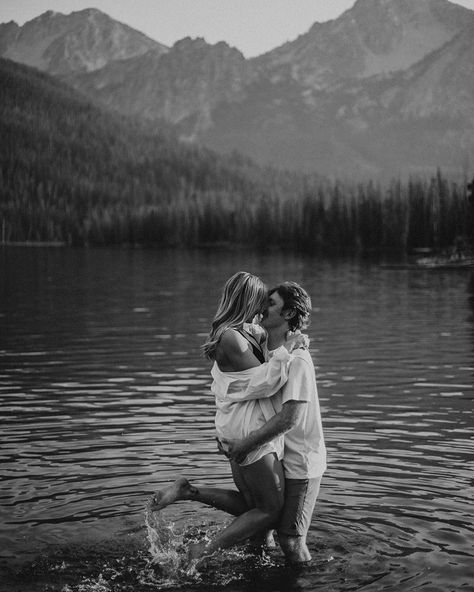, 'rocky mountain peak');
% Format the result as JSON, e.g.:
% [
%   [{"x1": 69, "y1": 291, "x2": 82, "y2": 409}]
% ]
[
  {"x1": 39, "y1": 10, "x2": 59, "y2": 19},
  {"x1": 172, "y1": 37, "x2": 244, "y2": 61},
  {"x1": 257, "y1": 0, "x2": 474, "y2": 89},
  {"x1": 75, "y1": 8, "x2": 103, "y2": 17},
  {"x1": 0, "y1": 21, "x2": 19, "y2": 54},
  {"x1": 349, "y1": 0, "x2": 474, "y2": 33},
  {"x1": 173, "y1": 36, "x2": 208, "y2": 51},
  {"x1": 0, "y1": 8, "x2": 167, "y2": 75}
]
